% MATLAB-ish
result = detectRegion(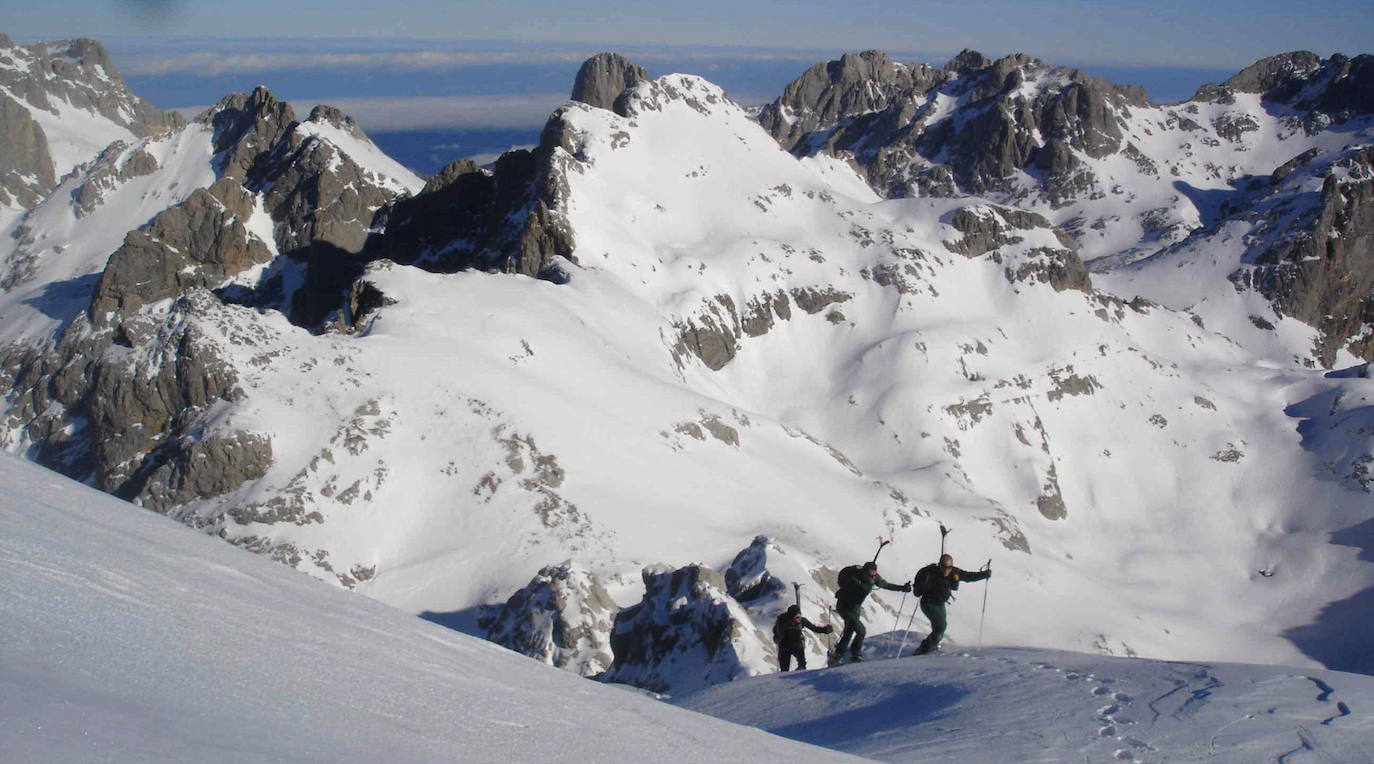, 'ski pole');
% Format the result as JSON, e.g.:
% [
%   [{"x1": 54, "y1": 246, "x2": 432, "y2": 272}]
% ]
[
  {"x1": 895, "y1": 600, "x2": 921, "y2": 658},
  {"x1": 890, "y1": 589, "x2": 908, "y2": 658},
  {"x1": 977, "y1": 559, "x2": 991, "y2": 648}
]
